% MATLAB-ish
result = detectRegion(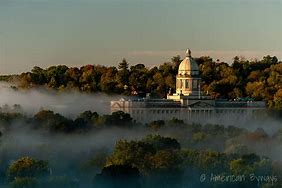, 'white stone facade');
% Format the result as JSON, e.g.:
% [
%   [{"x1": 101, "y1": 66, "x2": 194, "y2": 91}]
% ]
[{"x1": 111, "y1": 98, "x2": 266, "y2": 124}]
